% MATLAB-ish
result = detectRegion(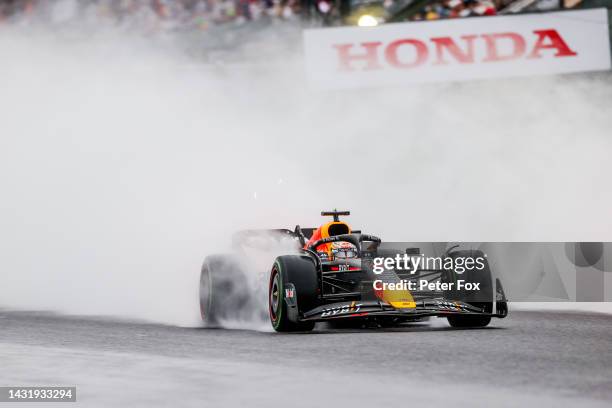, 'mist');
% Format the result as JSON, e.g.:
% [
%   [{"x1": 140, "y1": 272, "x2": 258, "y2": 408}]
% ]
[{"x1": 0, "y1": 21, "x2": 611, "y2": 327}]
